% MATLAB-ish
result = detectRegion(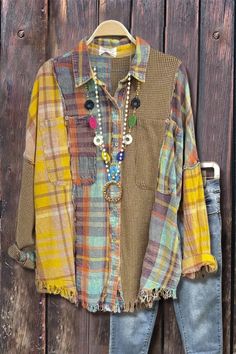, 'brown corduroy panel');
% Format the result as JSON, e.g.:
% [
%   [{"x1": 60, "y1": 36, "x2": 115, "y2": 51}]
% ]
[
  {"x1": 8, "y1": 158, "x2": 35, "y2": 269},
  {"x1": 119, "y1": 48, "x2": 181, "y2": 310},
  {"x1": 8, "y1": 158, "x2": 35, "y2": 257},
  {"x1": 16, "y1": 158, "x2": 35, "y2": 249}
]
